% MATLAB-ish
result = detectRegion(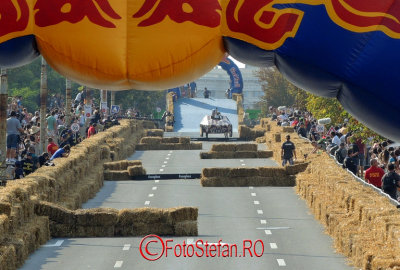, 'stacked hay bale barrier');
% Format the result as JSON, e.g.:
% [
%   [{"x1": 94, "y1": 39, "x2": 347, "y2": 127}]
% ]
[
  {"x1": 201, "y1": 164, "x2": 308, "y2": 187},
  {"x1": 200, "y1": 143, "x2": 273, "y2": 159},
  {"x1": 136, "y1": 136, "x2": 202, "y2": 150},
  {"x1": 146, "y1": 129, "x2": 164, "y2": 137},
  {"x1": 0, "y1": 120, "x2": 146, "y2": 269},
  {"x1": 35, "y1": 201, "x2": 198, "y2": 237},
  {"x1": 238, "y1": 125, "x2": 267, "y2": 141},
  {"x1": 103, "y1": 160, "x2": 146, "y2": 180},
  {"x1": 265, "y1": 119, "x2": 400, "y2": 269},
  {"x1": 165, "y1": 92, "x2": 174, "y2": 132},
  {"x1": 233, "y1": 94, "x2": 245, "y2": 125}
]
